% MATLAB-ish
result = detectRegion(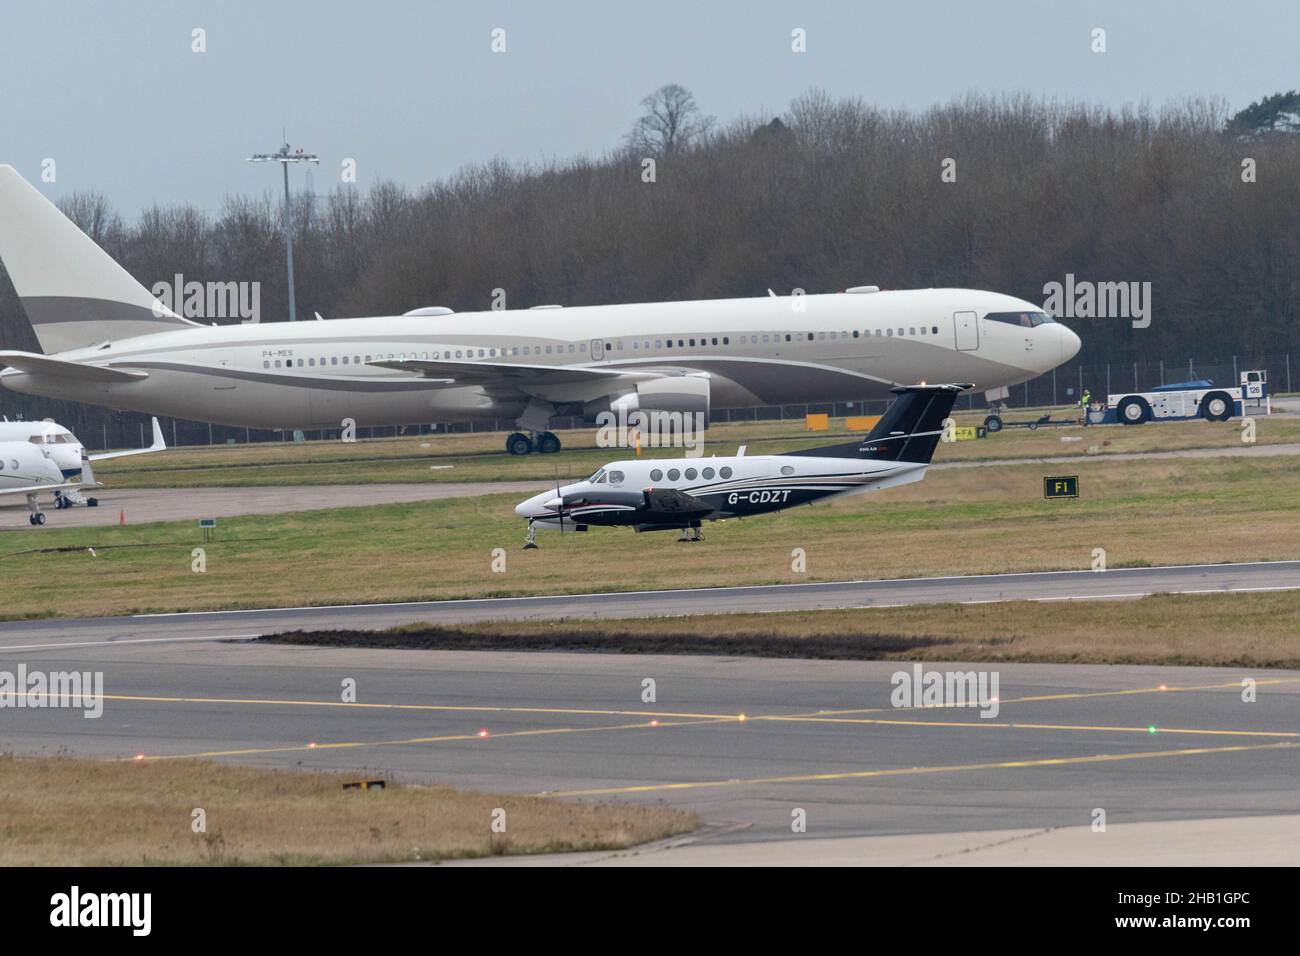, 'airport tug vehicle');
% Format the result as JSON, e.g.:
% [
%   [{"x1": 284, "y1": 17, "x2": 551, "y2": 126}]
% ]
[
  {"x1": 515, "y1": 383, "x2": 969, "y2": 547},
  {"x1": 1095, "y1": 370, "x2": 1269, "y2": 425}
]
